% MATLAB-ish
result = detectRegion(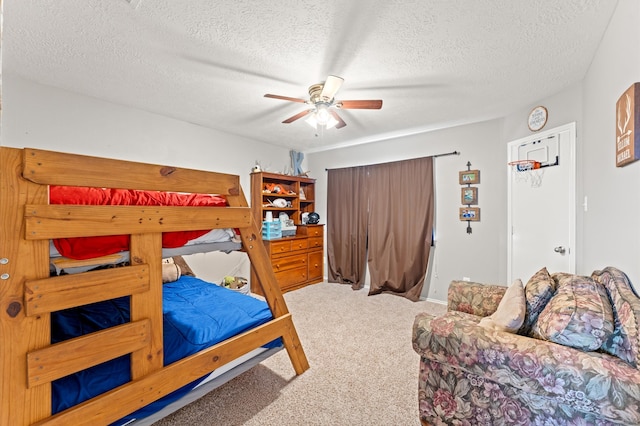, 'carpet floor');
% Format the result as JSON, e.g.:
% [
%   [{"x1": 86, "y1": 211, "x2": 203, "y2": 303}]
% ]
[{"x1": 153, "y1": 281, "x2": 447, "y2": 426}]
